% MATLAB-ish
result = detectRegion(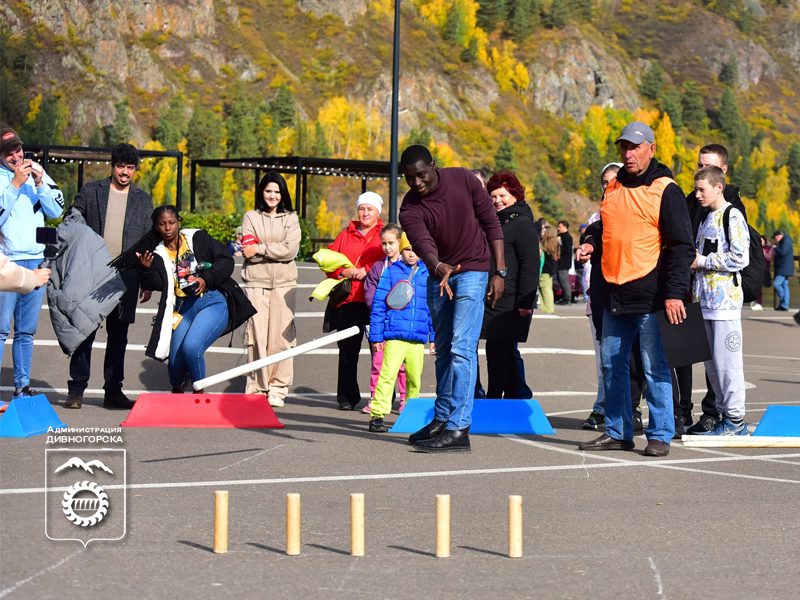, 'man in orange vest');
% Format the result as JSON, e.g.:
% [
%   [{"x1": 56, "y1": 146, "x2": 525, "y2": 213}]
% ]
[{"x1": 576, "y1": 121, "x2": 694, "y2": 457}]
